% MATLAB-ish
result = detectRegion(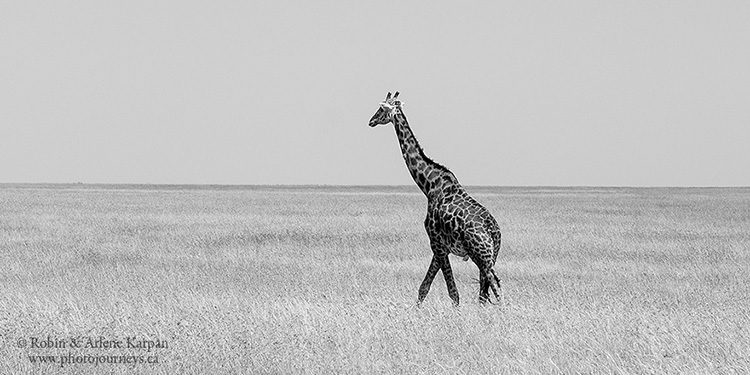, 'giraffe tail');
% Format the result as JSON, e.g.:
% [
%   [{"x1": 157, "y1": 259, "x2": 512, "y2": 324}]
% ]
[
  {"x1": 483, "y1": 269, "x2": 501, "y2": 305},
  {"x1": 488, "y1": 219, "x2": 504, "y2": 305},
  {"x1": 489, "y1": 224, "x2": 502, "y2": 262}
]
